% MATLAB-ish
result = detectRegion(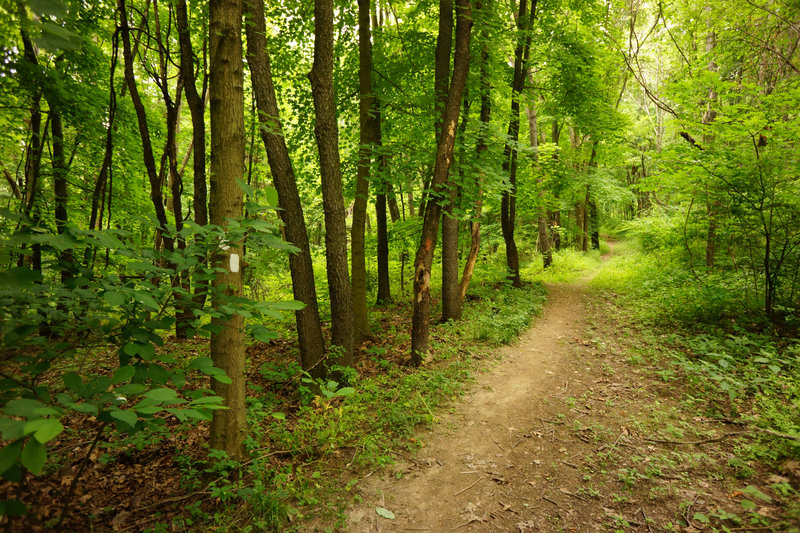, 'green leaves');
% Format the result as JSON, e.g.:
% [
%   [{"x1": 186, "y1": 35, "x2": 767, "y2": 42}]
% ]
[
  {"x1": 0, "y1": 441, "x2": 23, "y2": 476},
  {"x1": 23, "y1": 419, "x2": 64, "y2": 444},
  {"x1": 109, "y1": 409, "x2": 138, "y2": 429},
  {"x1": 21, "y1": 439, "x2": 46, "y2": 474}
]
